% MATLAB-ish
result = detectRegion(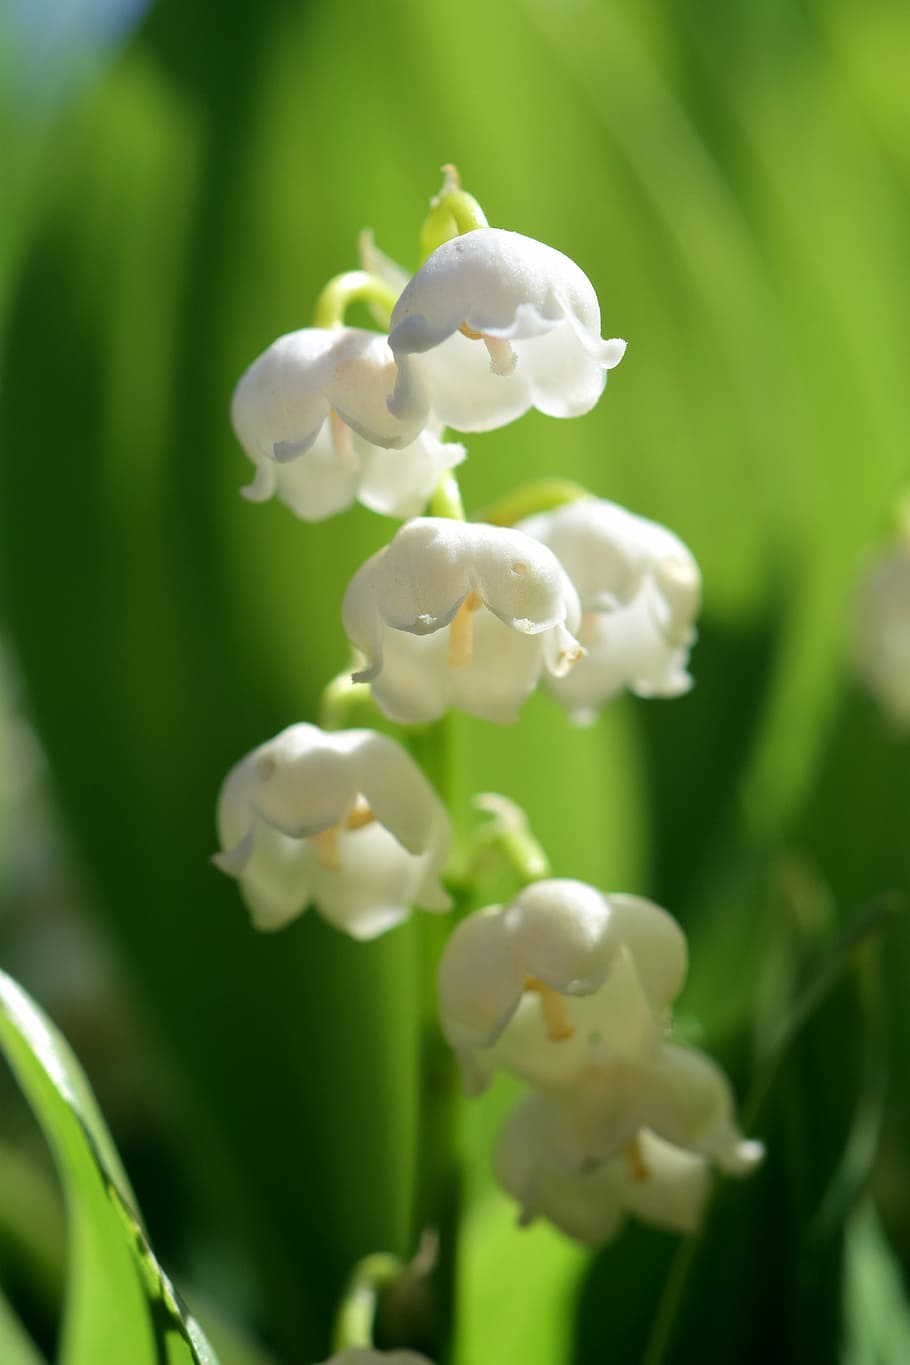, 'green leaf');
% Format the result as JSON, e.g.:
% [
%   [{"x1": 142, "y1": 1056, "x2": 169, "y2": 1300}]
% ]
[
  {"x1": 0, "y1": 970, "x2": 219, "y2": 1365},
  {"x1": 844, "y1": 1203, "x2": 910, "y2": 1365},
  {"x1": 457, "y1": 1186, "x2": 586, "y2": 1365},
  {"x1": 0, "y1": 1283, "x2": 45, "y2": 1365}
]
